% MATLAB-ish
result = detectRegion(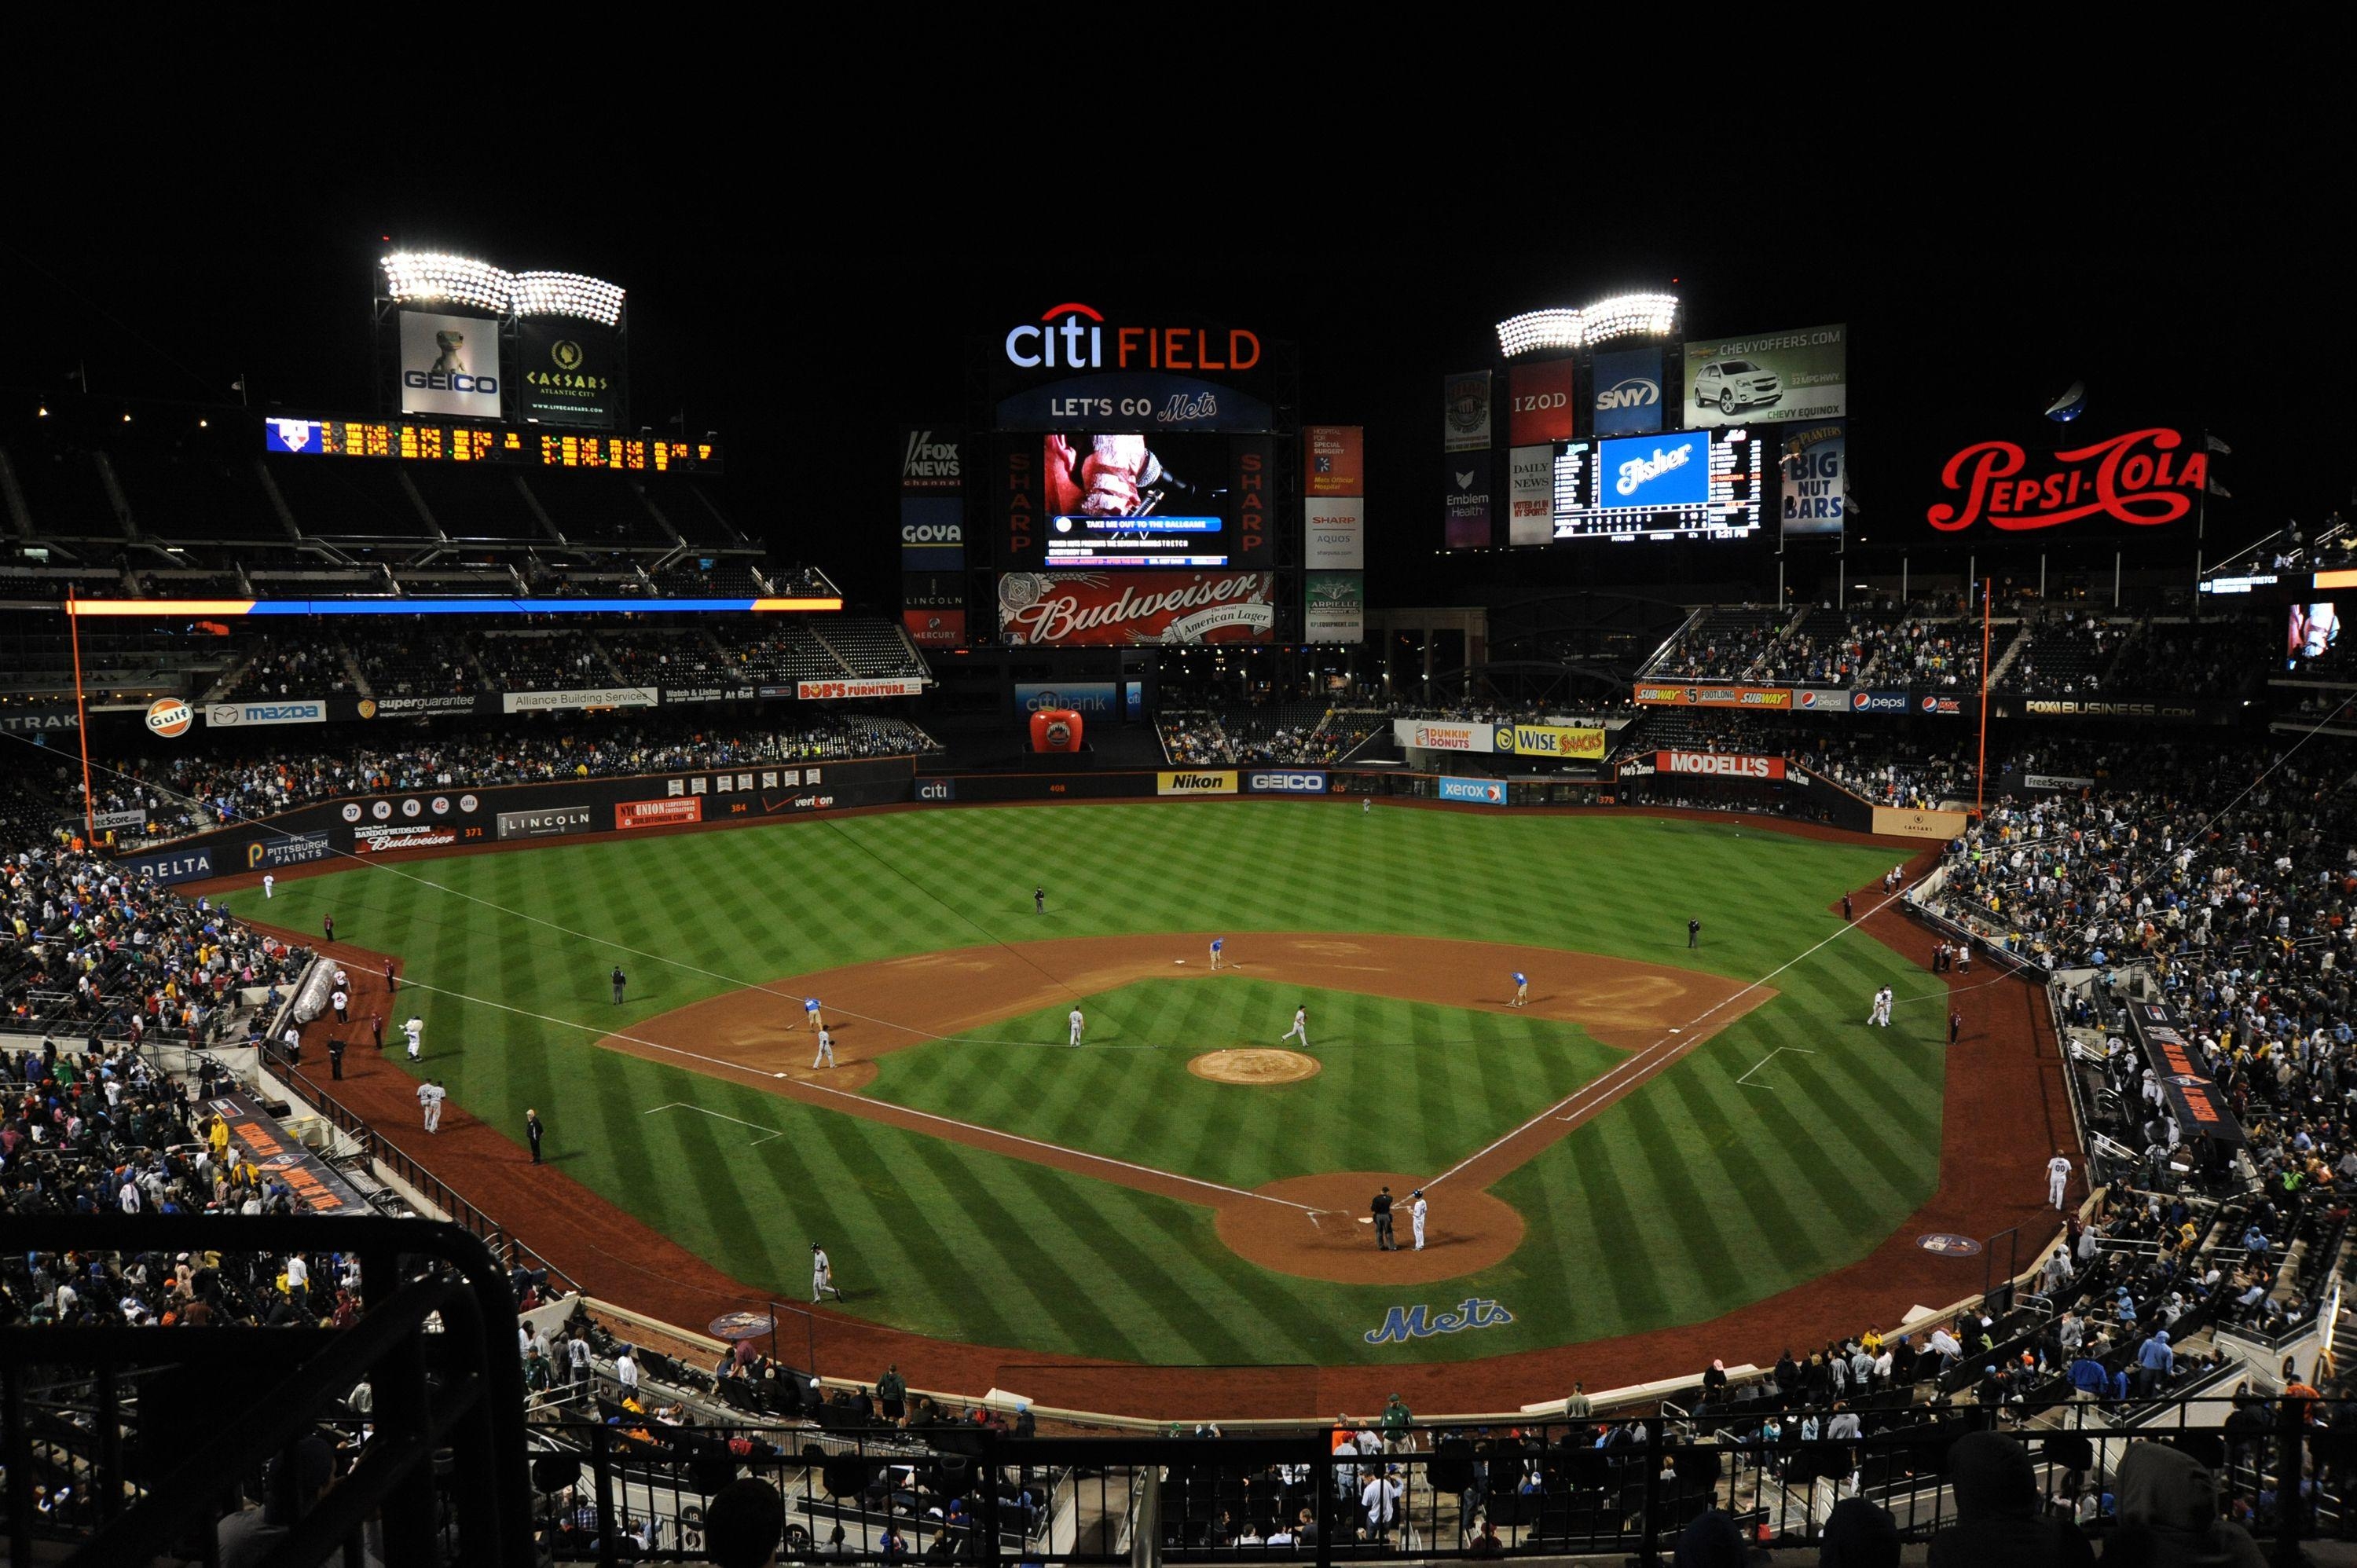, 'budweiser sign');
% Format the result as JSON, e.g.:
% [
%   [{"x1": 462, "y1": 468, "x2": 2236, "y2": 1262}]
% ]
[
  {"x1": 1658, "y1": 750, "x2": 1786, "y2": 780},
  {"x1": 996, "y1": 571, "x2": 1277, "y2": 647},
  {"x1": 1927, "y1": 427, "x2": 2209, "y2": 533}
]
